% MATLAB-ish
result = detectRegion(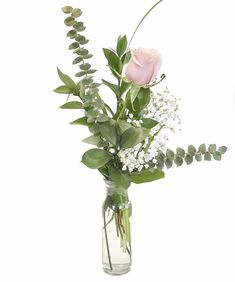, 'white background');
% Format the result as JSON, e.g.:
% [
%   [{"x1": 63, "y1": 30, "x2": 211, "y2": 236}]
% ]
[{"x1": 0, "y1": 0, "x2": 235, "y2": 281}]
